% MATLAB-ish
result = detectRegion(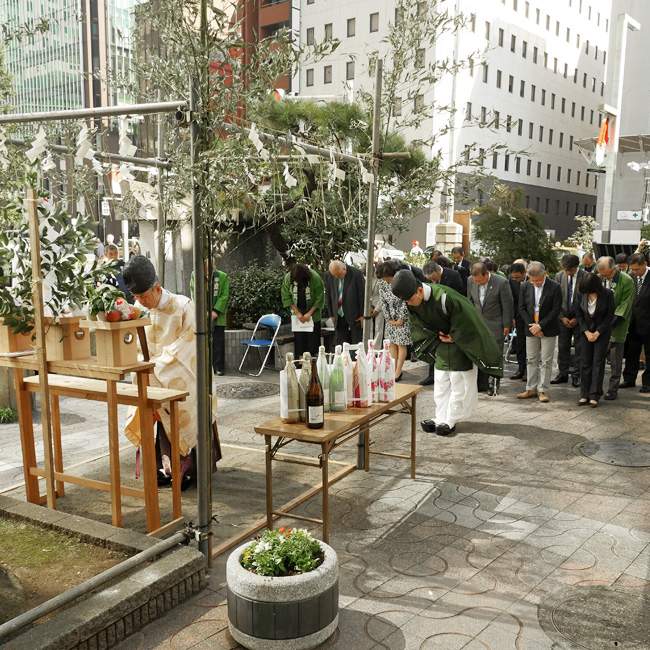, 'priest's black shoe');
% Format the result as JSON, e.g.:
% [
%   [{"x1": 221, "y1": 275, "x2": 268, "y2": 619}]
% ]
[
  {"x1": 550, "y1": 374, "x2": 568, "y2": 384},
  {"x1": 435, "y1": 423, "x2": 456, "y2": 436},
  {"x1": 619, "y1": 381, "x2": 635, "y2": 389},
  {"x1": 604, "y1": 390, "x2": 617, "y2": 401},
  {"x1": 640, "y1": 386, "x2": 650, "y2": 393},
  {"x1": 420, "y1": 376, "x2": 435, "y2": 386},
  {"x1": 421, "y1": 419, "x2": 436, "y2": 433},
  {"x1": 571, "y1": 375, "x2": 580, "y2": 388}
]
